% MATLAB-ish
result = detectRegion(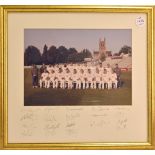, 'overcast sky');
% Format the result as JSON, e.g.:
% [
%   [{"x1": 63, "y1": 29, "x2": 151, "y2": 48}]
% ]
[{"x1": 24, "y1": 29, "x2": 132, "y2": 54}]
